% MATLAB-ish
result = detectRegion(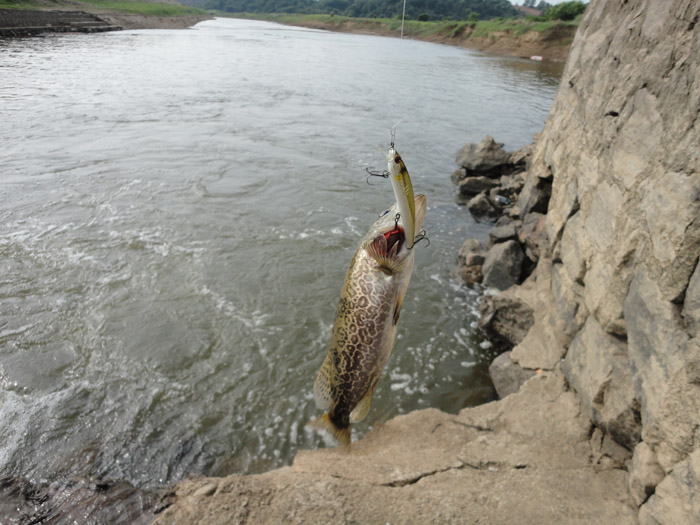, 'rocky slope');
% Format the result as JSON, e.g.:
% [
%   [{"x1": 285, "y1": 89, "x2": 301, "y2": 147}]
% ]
[
  {"x1": 457, "y1": 0, "x2": 700, "y2": 521},
  {"x1": 154, "y1": 1, "x2": 699, "y2": 523}
]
